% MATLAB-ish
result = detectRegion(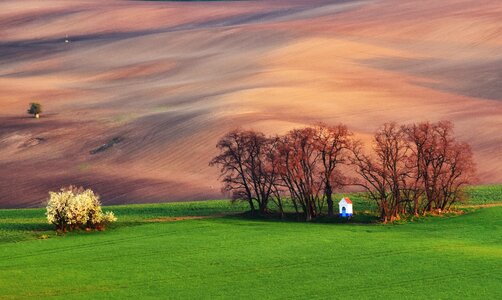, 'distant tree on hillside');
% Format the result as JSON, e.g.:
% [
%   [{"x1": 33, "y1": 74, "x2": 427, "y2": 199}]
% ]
[{"x1": 27, "y1": 103, "x2": 42, "y2": 118}]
